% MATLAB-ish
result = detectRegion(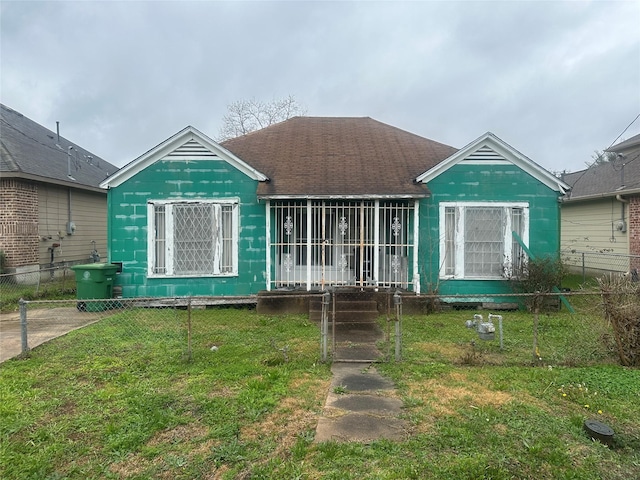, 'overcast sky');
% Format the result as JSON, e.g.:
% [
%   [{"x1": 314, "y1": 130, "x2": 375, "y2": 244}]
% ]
[{"x1": 1, "y1": 1, "x2": 639, "y2": 174}]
